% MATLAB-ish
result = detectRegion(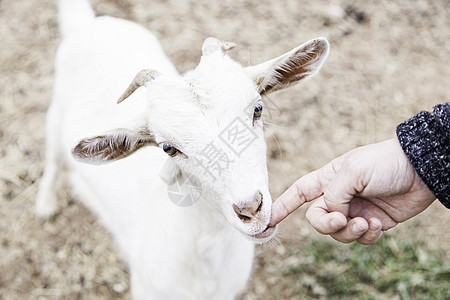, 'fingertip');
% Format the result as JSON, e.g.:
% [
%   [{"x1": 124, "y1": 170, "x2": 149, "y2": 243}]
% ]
[
  {"x1": 351, "y1": 218, "x2": 369, "y2": 235},
  {"x1": 268, "y1": 207, "x2": 284, "y2": 227},
  {"x1": 268, "y1": 217, "x2": 278, "y2": 227},
  {"x1": 330, "y1": 213, "x2": 347, "y2": 230},
  {"x1": 368, "y1": 217, "x2": 382, "y2": 231},
  {"x1": 268, "y1": 198, "x2": 288, "y2": 227},
  {"x1": 312, "y1": 212, "x2": 347, "y2": 234},
  {"x1": 268, "y1": 210, "x2": 277, "y2": 227},
  {"x1": 357, "y1": 218, "x2": 383, "y2": 245},
  {"x1": 330, "y1": 217, "x2": 369, "y2": 244}
]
